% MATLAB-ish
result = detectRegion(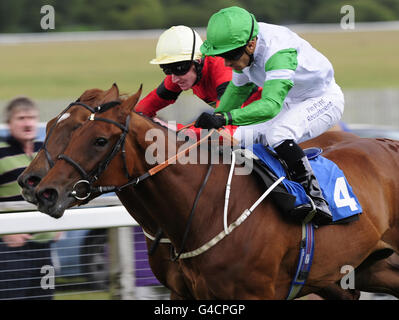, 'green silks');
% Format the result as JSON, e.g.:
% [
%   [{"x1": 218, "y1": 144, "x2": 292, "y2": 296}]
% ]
[{"x1": 216, "y1": 81, "x2": 257, "y2": 115}]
